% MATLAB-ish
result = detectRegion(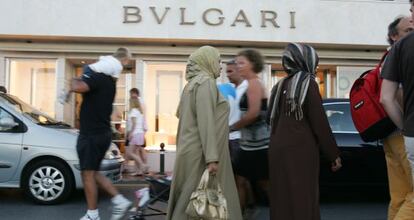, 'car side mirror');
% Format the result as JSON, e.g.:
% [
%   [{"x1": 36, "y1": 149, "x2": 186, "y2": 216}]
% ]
[{"x1": 0, "y1": 117, "x2": 18, "y2": 130}]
